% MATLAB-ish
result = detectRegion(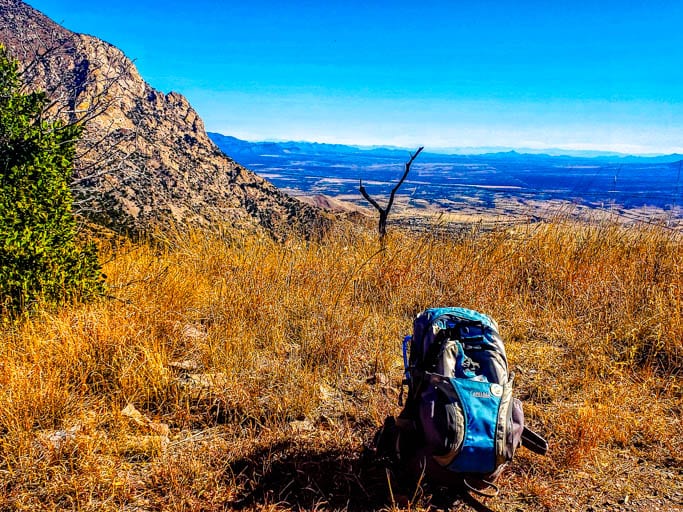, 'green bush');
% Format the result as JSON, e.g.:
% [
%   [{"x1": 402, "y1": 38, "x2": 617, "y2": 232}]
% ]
[{"x1": 0, "y1": 45, "x2": 104, "y2": 315}]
